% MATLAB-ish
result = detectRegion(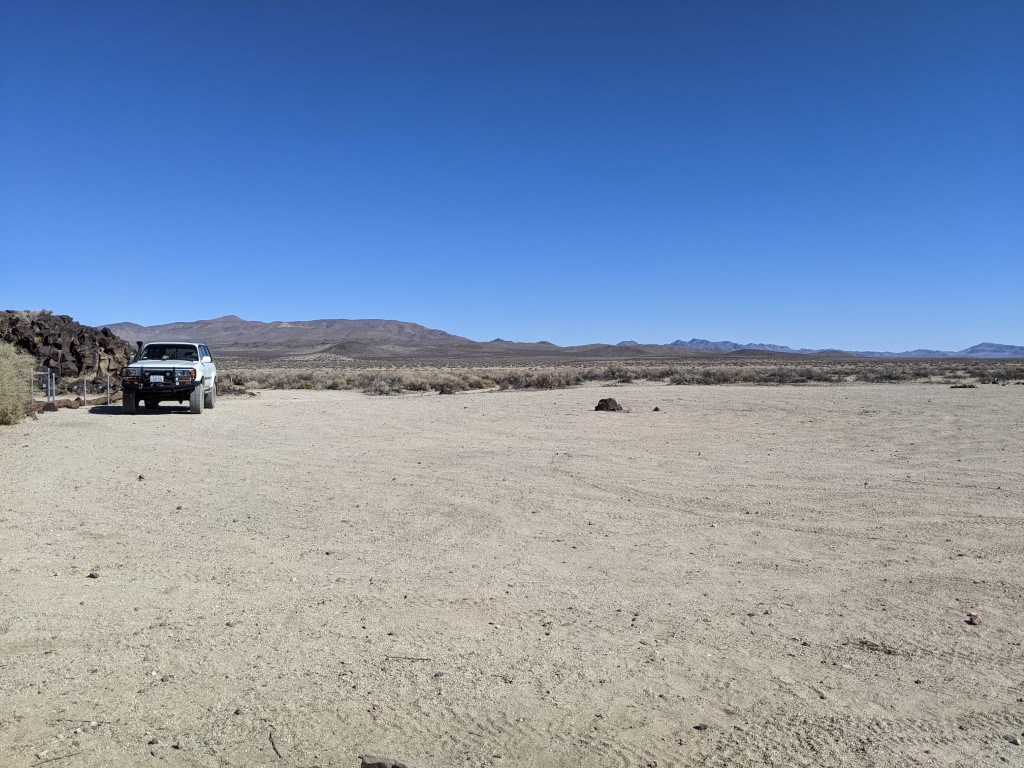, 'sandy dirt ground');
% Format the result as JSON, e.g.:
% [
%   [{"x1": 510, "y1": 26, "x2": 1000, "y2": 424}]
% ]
[{"x1": 1, "y1": 383, "x2": 1022, "y2": 768}]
